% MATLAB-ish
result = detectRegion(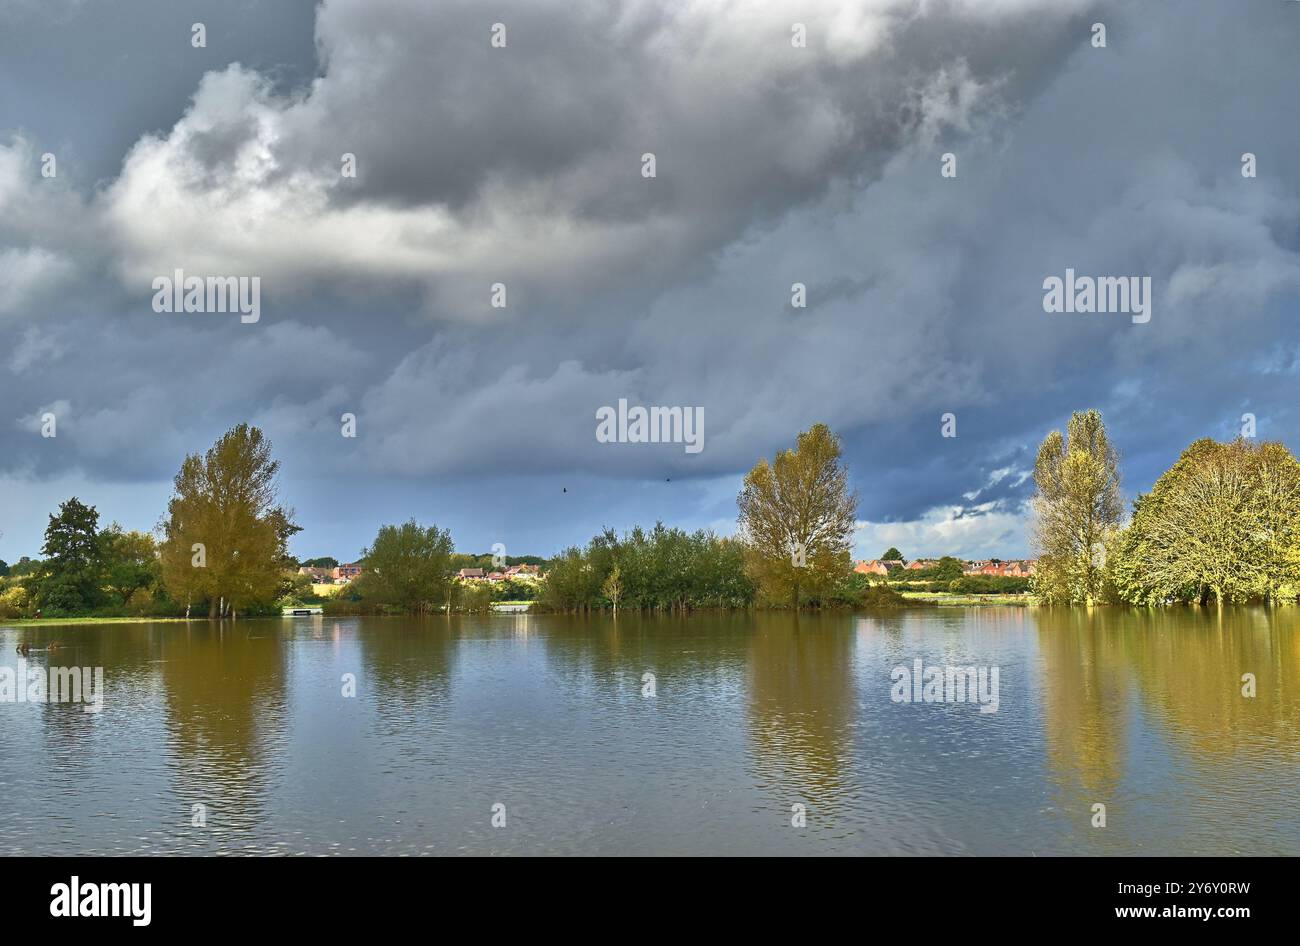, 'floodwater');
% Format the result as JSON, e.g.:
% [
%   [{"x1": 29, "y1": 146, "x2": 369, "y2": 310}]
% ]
[{"x1": 1, "y1": 607, "x2": 1296, "y2": 855}]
